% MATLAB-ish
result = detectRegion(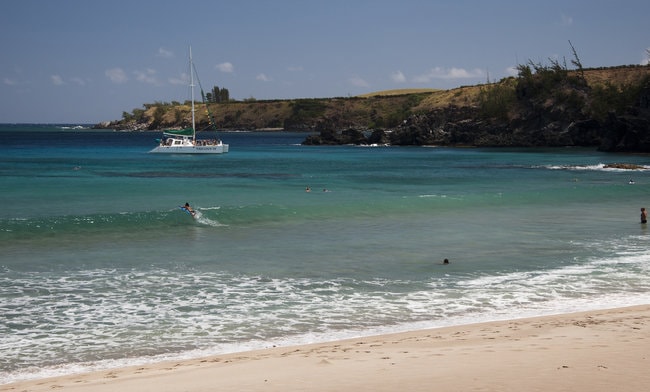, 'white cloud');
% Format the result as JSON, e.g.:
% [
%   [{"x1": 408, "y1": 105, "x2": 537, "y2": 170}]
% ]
[
  {"x1": 505, "y1": 66, "x2": 518, "y2": 77},
  {"x1": 4, "y1": 77, "x2": 17, "y2": 86},
  {"x1": 561, "y1": 13, "x2": 573, "y2": 27},
  {"x1": 256, "y1": 73, "x2": 272, "y2": 82},
  {"x1": 287, "y1": 66, "x2": 303, "y2": 72},
  {"x1": 51, "y1": 75, "x2": 64, "y2": 85},
  {"x1": 349, "y1": 76, "x2": 370, "y2": 88},
  {"x1": 157, "y1": 47, "x2": 173, "y2": 58},
  {"x1": 412, "y1": 67, "x2": 484, "y2": 83},
  {"x1": 169, "y1": 72, "x2": 189, "y2": 85},
  {"x1": 216, "y1": 62, "x2": 234, "y2": 73},
  {"x1": 391, "y1": 70, "x2": 406, "y2": 83},
  {"x1": 105, "y1": 68, "x2": 128, "y2": 84},
  {"x1": 71, "y1": 77, "x2": 86, "y2": 86},
  {"x1": 134, "y1": 68, "x2": 159, "y2": 85}
]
